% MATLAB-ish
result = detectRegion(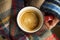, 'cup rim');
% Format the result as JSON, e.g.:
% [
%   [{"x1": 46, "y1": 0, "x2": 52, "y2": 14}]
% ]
[{"x1": 17, "y1": 6, "x2": 44, "y2": 33}]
